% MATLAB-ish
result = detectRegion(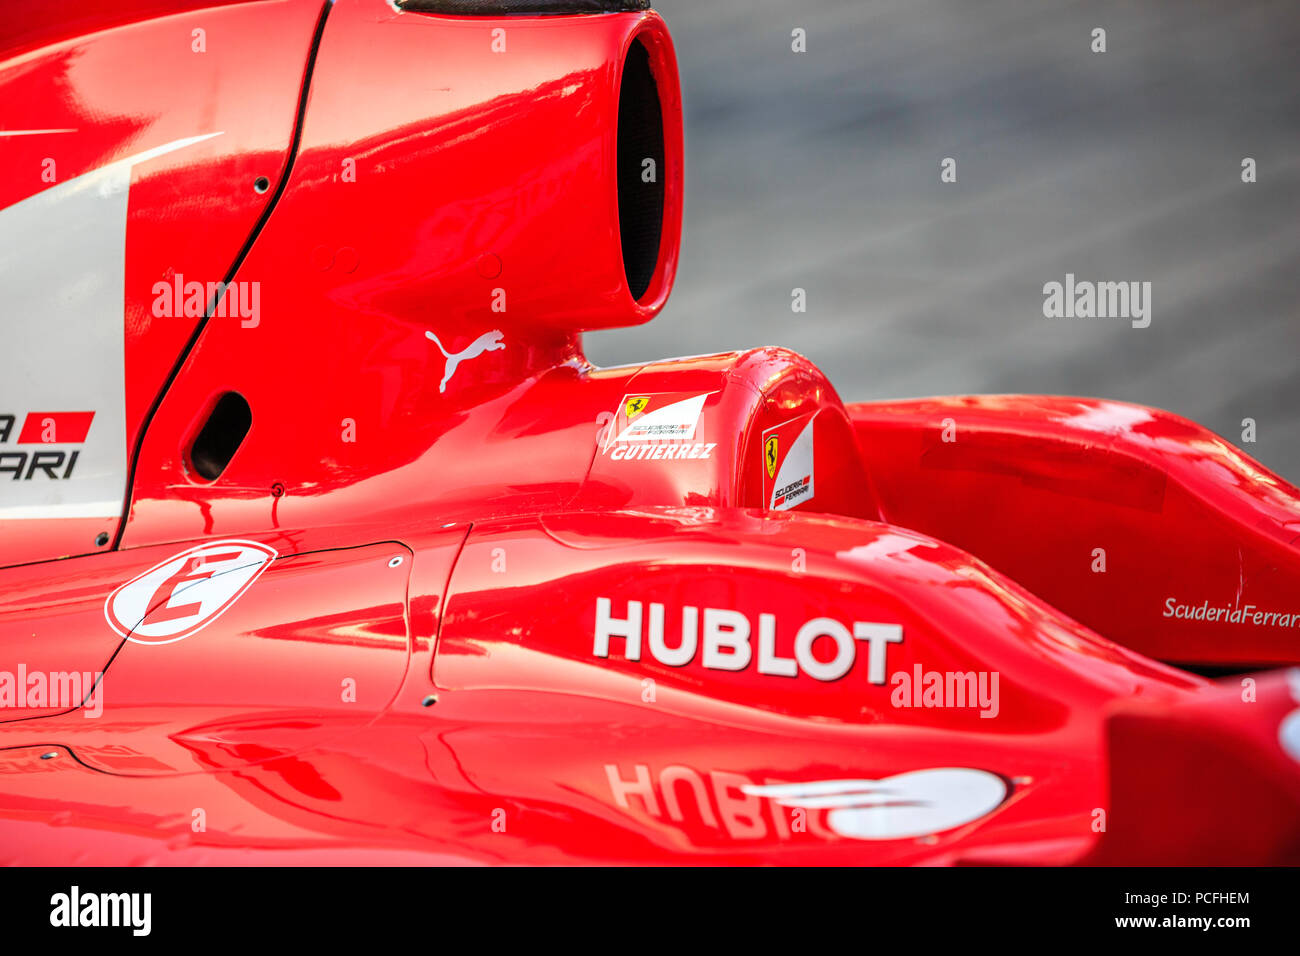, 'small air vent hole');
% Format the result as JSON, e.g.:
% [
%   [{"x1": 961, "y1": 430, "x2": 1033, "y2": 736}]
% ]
[{"x1": 190, "y1": 392, "x2": 251, "y2": 480}]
